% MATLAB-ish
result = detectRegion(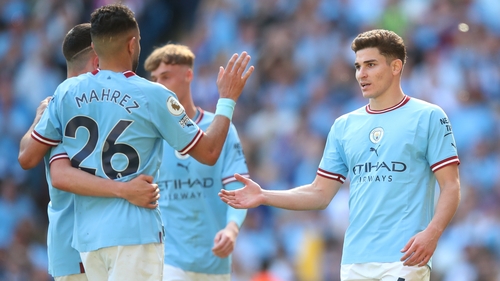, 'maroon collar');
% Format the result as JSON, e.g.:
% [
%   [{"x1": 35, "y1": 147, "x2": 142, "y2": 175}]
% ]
[
  {"x1": 365, "y1": 95, "x2": 410, "y2": 114},
  {"x1": 91, "y1": 69, "x2": 136, "y2": 78}
]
